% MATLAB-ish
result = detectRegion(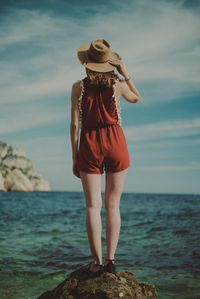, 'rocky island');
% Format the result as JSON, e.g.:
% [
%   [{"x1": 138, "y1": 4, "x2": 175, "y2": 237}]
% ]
[
  {"x1": 0, "y1": 141, "x2": 50, "y2": 192},
  {"x1": 37, "y1": 268, "x2": 157, "y2": 299}
]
